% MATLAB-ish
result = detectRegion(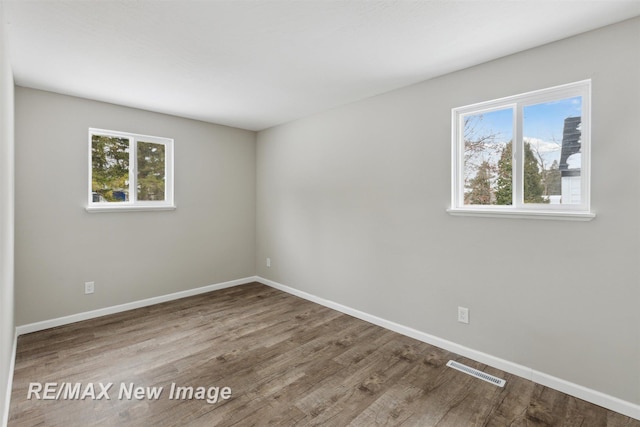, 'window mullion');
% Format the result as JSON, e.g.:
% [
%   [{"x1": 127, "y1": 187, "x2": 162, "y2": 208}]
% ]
[
  {"x1": 456, "y1": 115, "x2": 465, "y2": 208},
  {"x1": 580, "y1": 86, "x2": 591, "y2": 211},
  {"x1": 513, "y1": 104, "x2": 523, "y2": 208},
  {"x1": 165, "y1": 141, "x2": 173, "y2": 204},
  {"x1": 130, "y1": 137, "x2": 136, "y2": 204}
]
